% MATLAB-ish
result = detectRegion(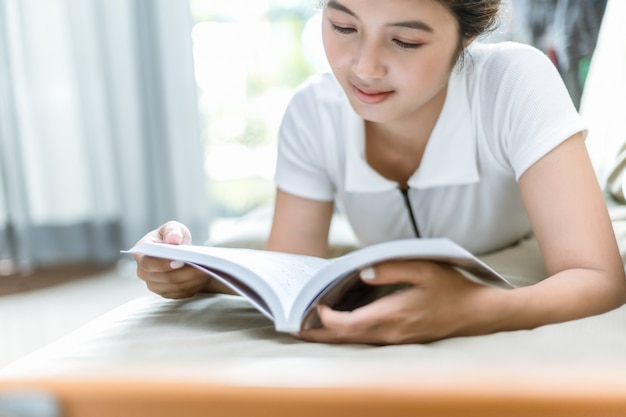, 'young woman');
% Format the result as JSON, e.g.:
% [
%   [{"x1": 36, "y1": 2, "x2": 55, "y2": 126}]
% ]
[{"x1": 133, "y1": 0, "x2": 626, "y2": 344}]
